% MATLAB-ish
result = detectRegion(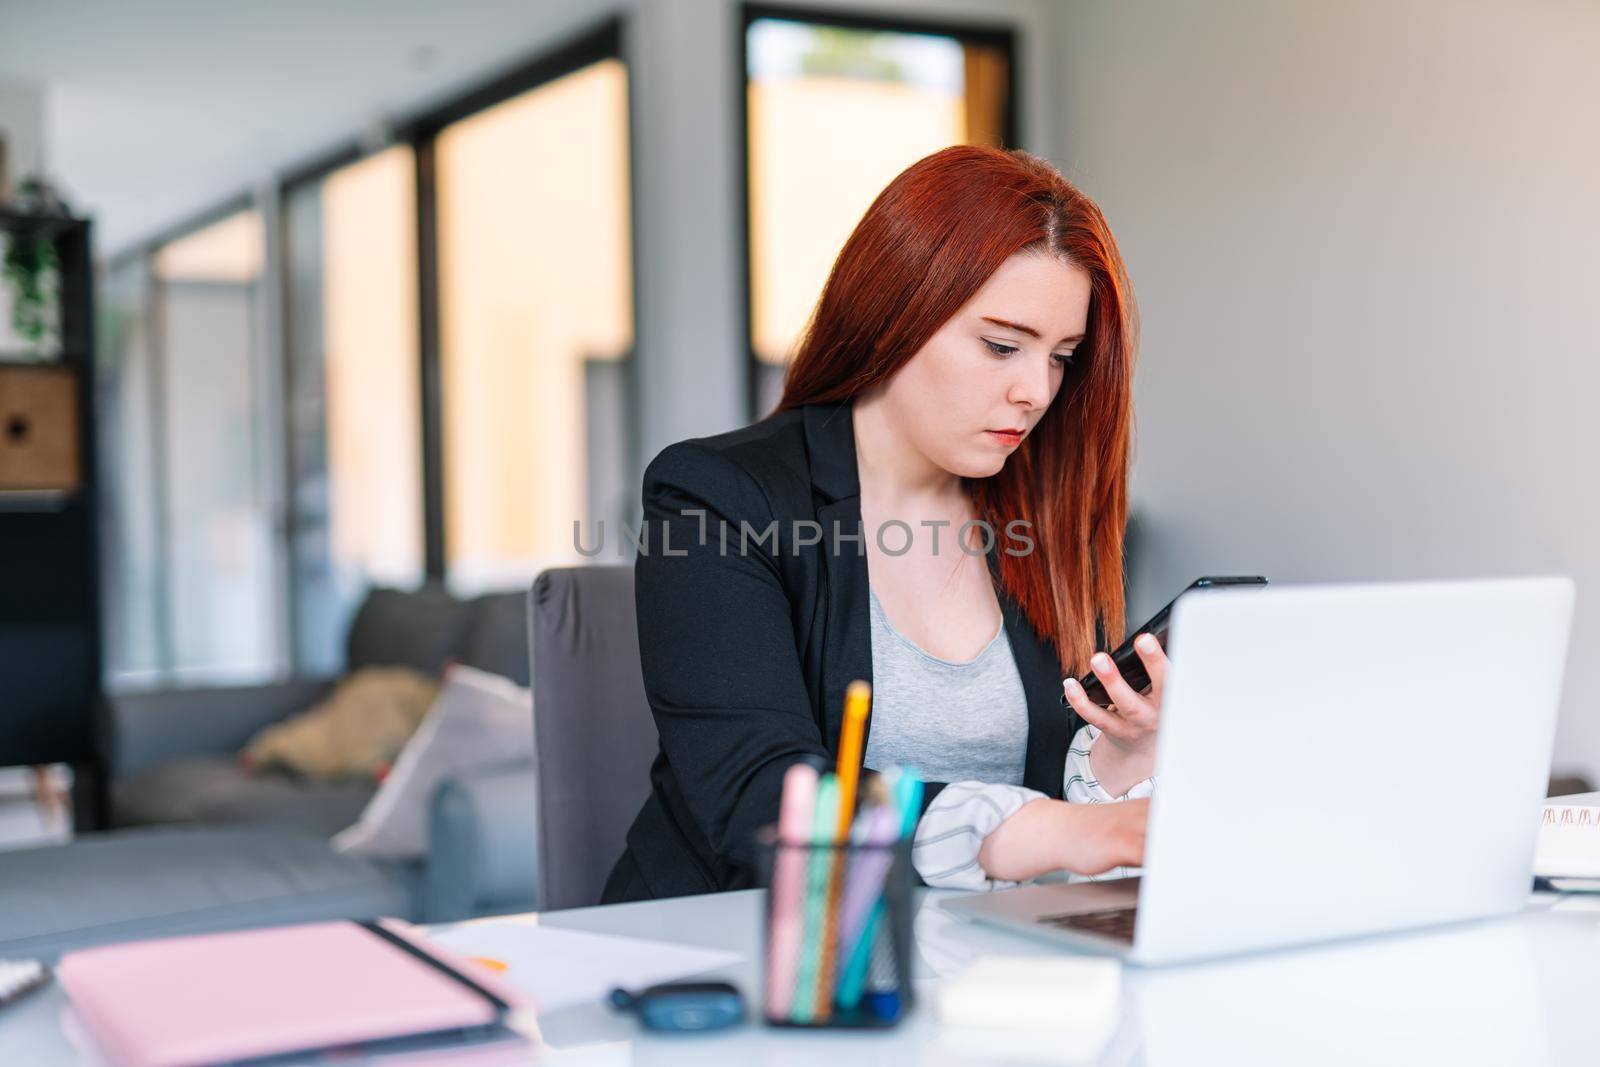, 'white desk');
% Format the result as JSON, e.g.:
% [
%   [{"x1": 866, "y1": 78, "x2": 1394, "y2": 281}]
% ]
[{"x1": 6, "y1": 883, "x2": 1600, "y2": 1066}]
